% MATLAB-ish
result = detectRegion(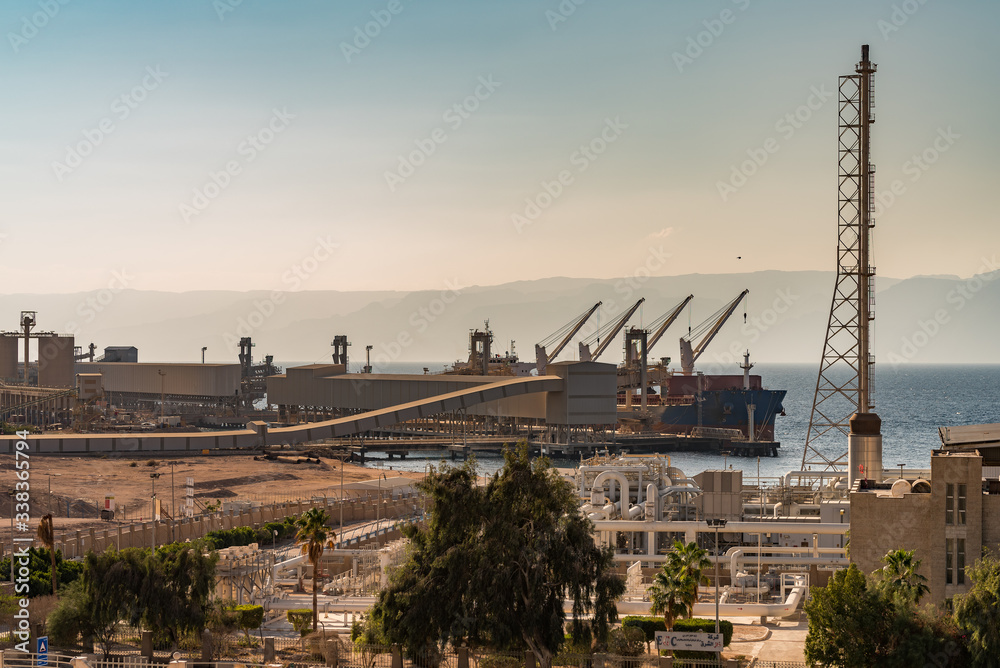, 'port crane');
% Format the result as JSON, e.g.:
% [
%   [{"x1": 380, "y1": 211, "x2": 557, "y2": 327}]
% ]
[
  {"x1": 534, "y1": 302, "x2": 601, "y2": 374},
  {"x1": 632, "y1": 294, "x2": 694, "y2": 360},
  {"x1": 679, "y1": 289, "x2": 748, "y2": 374},
  {"x1": 579, "y1": 299, "x2": 645, "y2": 362}
]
